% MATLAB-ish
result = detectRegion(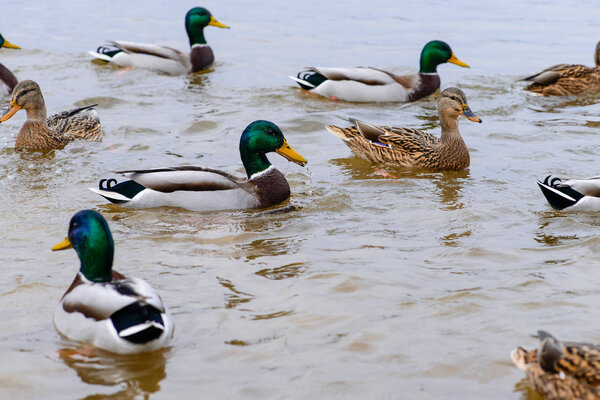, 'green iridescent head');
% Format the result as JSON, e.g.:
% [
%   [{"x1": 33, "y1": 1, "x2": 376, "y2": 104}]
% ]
[
  {"x1": 185, "y1": 7, "x2": 229, "y2": 46},
  {"x1": 52, "y1": 210, "x2": 114, "y2": 283},
  {"x1": 419, "y1": 40, "x2": 469, "y2": 73},
  {"x1": 239, "y1": 120, "x2": 307, "y2": 178},
  {"x1": 0, "y1": 34, "x2": 20, "y2": 50}
]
